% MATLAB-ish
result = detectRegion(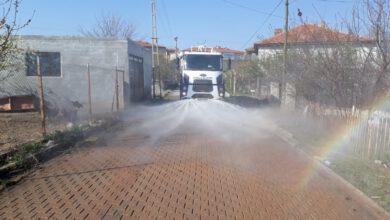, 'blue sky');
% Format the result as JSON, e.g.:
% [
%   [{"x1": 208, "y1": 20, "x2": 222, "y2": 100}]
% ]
[{"x1": 18, "y1": 0, "x2": 359, "y2": 50}]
